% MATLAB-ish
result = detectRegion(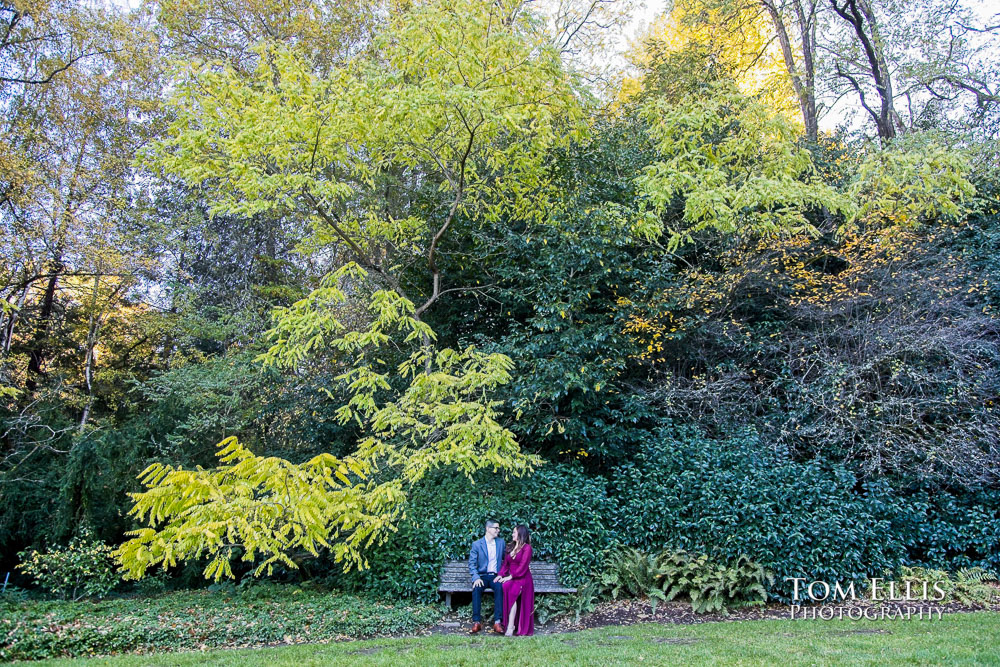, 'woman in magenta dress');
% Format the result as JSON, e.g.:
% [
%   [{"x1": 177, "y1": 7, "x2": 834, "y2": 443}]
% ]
[{"x1": 497, "y1": 524, "x2": 534, "y2": 636}]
